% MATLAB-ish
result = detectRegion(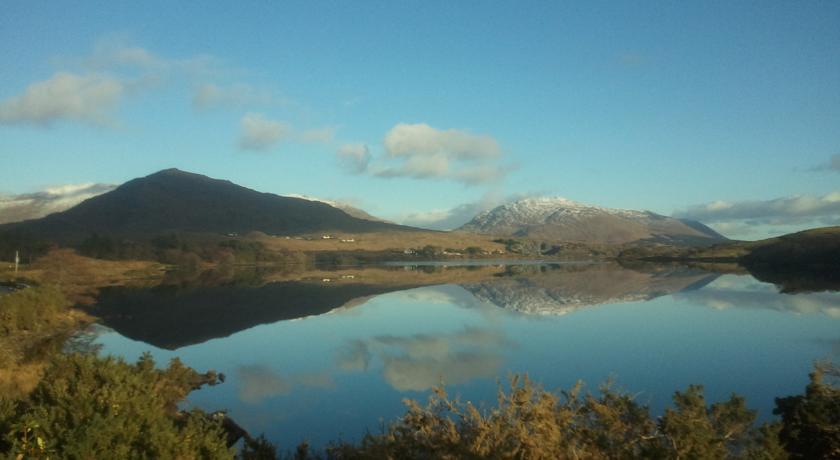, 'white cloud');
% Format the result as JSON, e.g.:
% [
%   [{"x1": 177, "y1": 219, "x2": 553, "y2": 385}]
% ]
[
  {"x1": 0, "y1": 183, "x2": 115, "y2": 224},
  {"x1": 0, "y1": 72, "x2": 124, "y2": 126},
  {"x1": 300, "y1": 126, "x2": 336, "y2": 144},
  {"x1": 368, "y1": 123, "x2": 508, "y2": 185},
  {"x1": 1, "y1": 41, "x2": 236, "y2": 127},
  {"x1": 383, "y1": 123, "x2": 501, "y2": 159},
  {"x1": 673, "y1": 191, "x2": 840, "y2": 240},
  {"x1": 238, "y1": 113, "x2": 291, "y2": 151},
  {"x1": 337, "y1": 143, "x2": 371, "y2": 173},
  {"x1": 192, "y1": 83, "x2": 275, "y2": 110}
]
